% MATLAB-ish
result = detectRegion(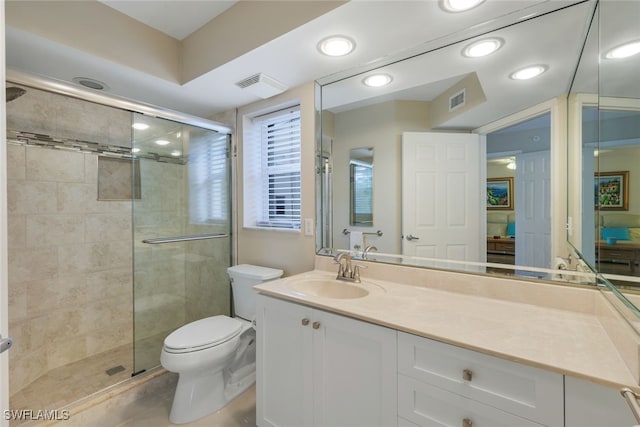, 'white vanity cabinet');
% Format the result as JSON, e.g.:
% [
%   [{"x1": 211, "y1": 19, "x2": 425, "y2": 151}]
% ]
[
  {"x1": 397, "y1": 332, "x2": 564, "y2": 427},
  {"x1": 256, "y1": 295, "x2": 398, "y2": 427}
]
